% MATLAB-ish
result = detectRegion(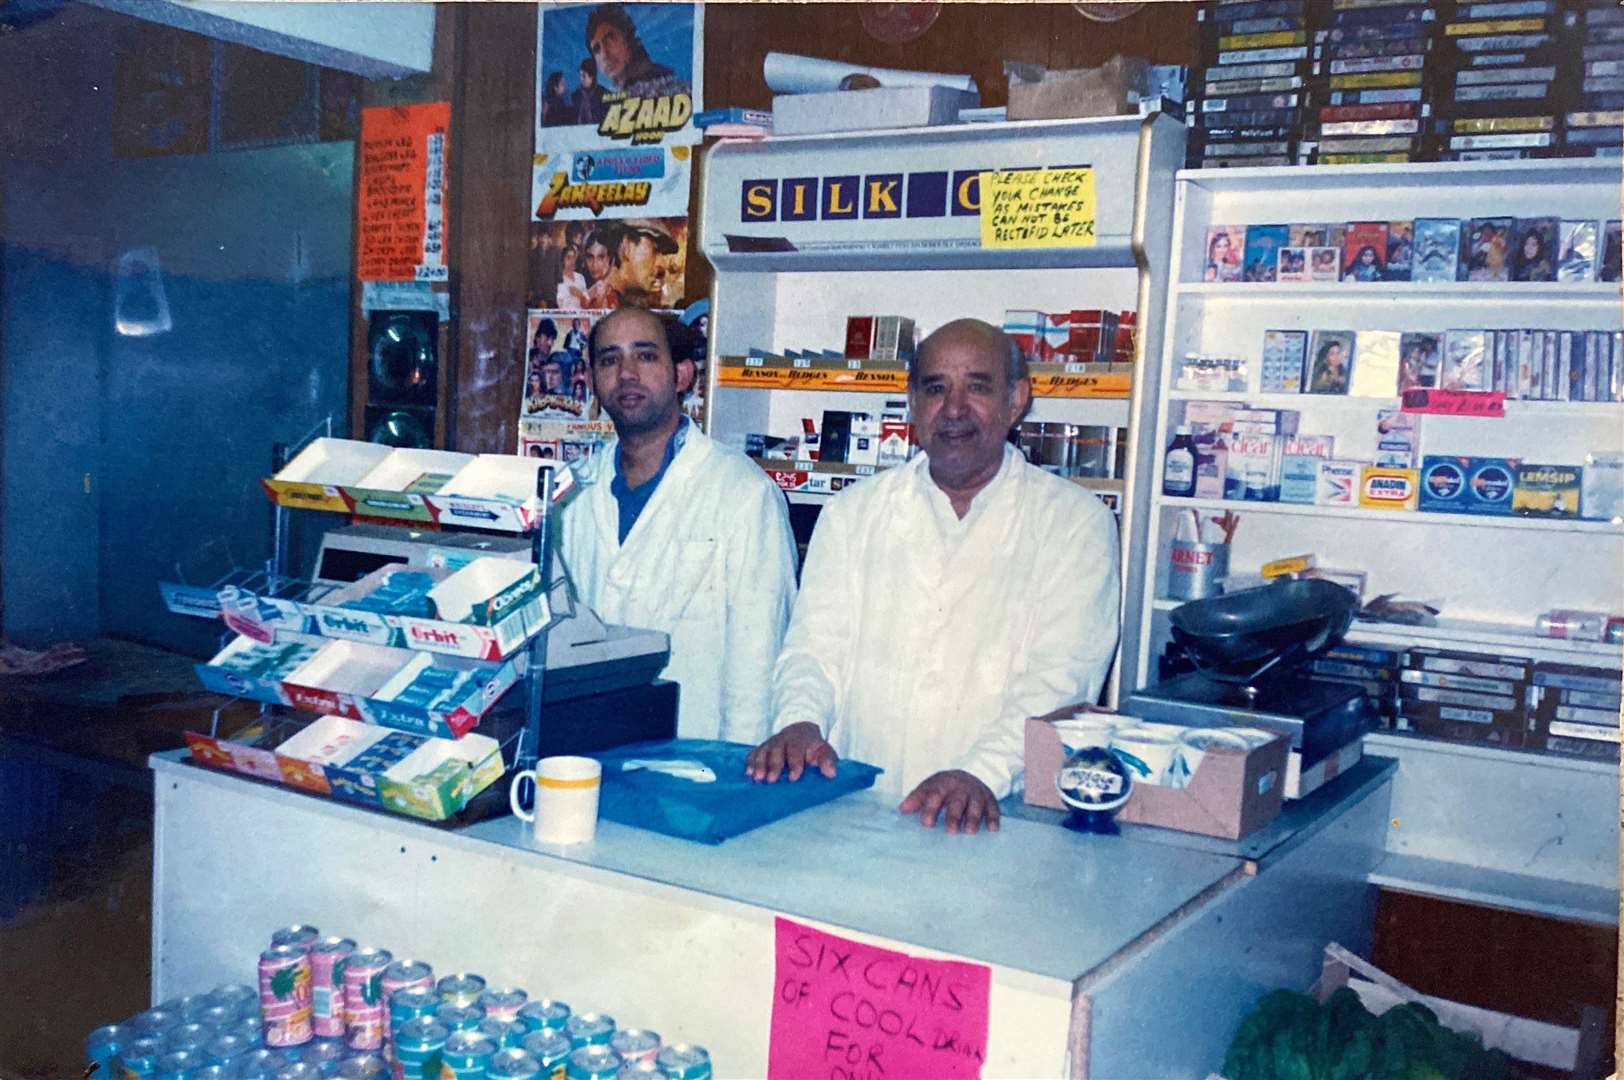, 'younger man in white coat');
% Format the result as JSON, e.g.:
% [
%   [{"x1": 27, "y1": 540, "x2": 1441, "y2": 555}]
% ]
[
  {"x1": 558, "y1": 307, "x2": 798, "y2": 743},
  {"x1": 746, "y1": 319, "x2": 1121, "y2": 835}
]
